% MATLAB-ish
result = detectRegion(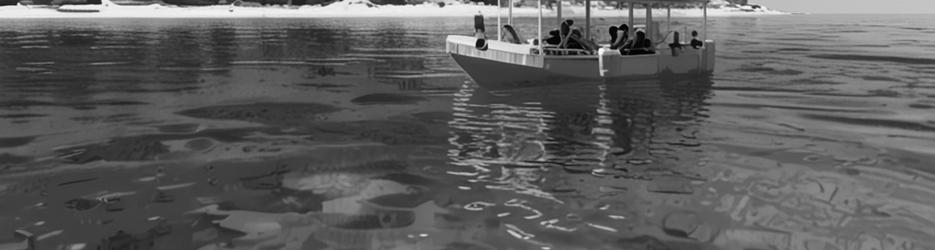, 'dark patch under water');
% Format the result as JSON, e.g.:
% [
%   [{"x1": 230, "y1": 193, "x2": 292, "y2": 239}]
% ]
[
  {"x1": 177, "y1": 102, "x2": 340, "y2": 125},
  {"x1": 0, "y1": 136, "x2": 35, "y2": 148},
  {"x1": 0, "y1": 153, "x2": 33, "y2": 168},
  {"x1": 809, "y1": 54, "x2": 935, "y2": 65},
  {"x1": 909, "y1": 103, "x2": 935, "y2": 109},
  {"x1": 0, "y1": 113, "x2": 47, "y2": 119},
  {"x1": 54, "y1": 128, "x2": 266, "y2": 163},
  {"x1": 800, "y1": 113, "x2": 935, "y2": 132},
  {"x1": 154, "y1": 123, "x2": 202, "y2": 133},
  {"x1": 0, "y1": 99, "x2": 148, "y2": 109},
  {"x1": 350, "y1": 93, "x2": 429, "y2": 105}
]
